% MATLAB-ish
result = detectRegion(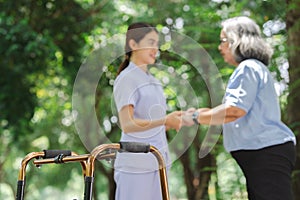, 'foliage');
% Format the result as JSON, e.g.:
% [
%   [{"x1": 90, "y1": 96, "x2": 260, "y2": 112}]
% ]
[
  {"x1": 0, "y1": 0, "x2": 297, "y2": 199},
  {"x1": 286, "y1": 0, "x2": 300, "y2": 199}
]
